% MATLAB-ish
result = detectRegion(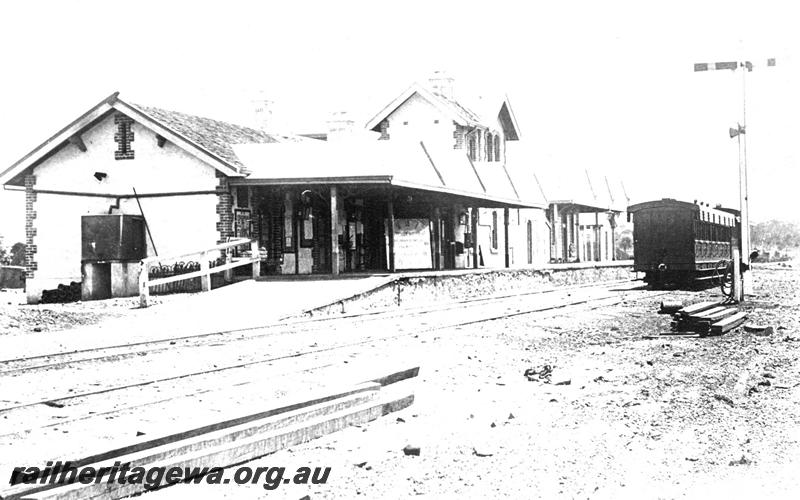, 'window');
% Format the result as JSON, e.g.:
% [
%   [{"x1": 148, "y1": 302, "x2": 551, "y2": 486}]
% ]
[
  {"x1": 468, "y1": 136, "x2": 476, "y2": 161},
  {"x1": 491, "y1": 211, "x2": 498, "y2": 250},
  {"x1": 236, "y1": 186, "x2": 249, "y2": 208},
  {"x1": 494, "y1": 134, "x2": 500, "y2": 162},
  {"x1": 486, "y1": 133, "x2": 493, "y2": 162}
]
